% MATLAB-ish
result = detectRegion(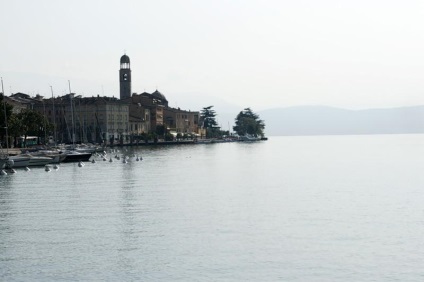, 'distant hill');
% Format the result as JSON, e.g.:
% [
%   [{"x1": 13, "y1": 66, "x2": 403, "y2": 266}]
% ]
[{"x1": 259, "y1": 105, "x2": 424, "y2": 136}]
